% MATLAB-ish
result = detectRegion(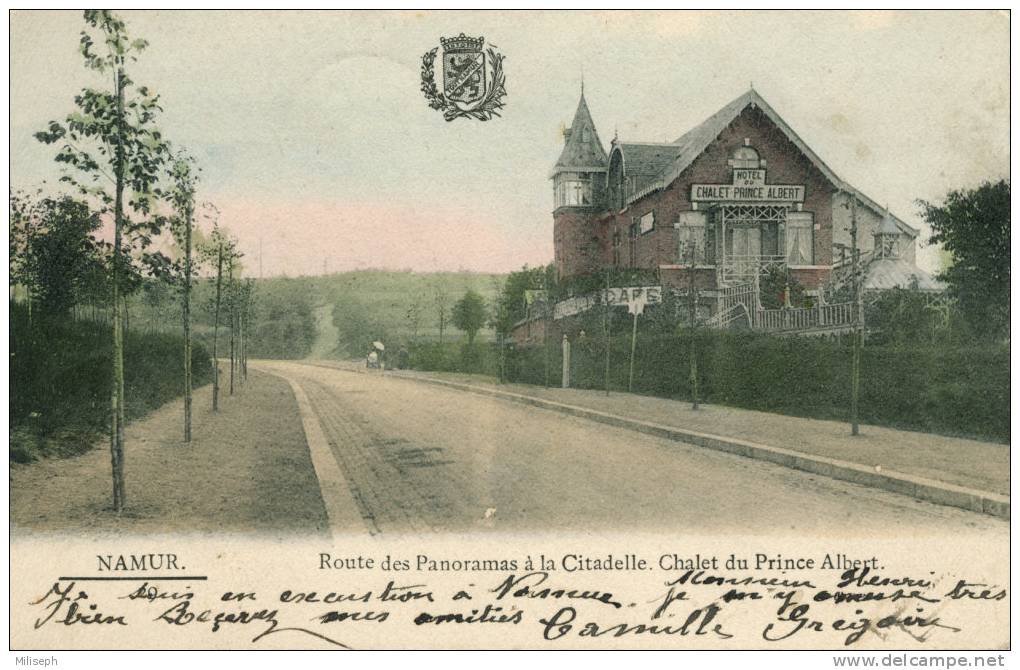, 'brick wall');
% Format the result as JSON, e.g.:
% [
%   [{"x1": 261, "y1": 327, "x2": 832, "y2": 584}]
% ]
[
  {"x1": 554, "y1": 208, "x2": 604, "y2": 279},
  {"x1": 559, "y1": 104, "x2": 844, "y2": 283}
]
